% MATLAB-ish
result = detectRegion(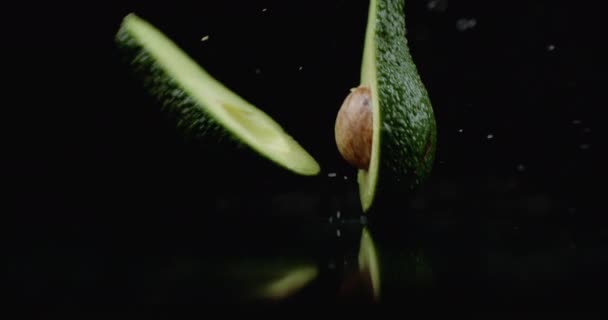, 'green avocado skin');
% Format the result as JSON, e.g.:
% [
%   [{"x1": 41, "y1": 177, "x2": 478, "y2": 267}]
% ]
[
  {"x1": 373, "y1": 0, "x2": 437, "y2": 206},
  {"x1": 115, "y1": 25, "x2": 231, "y2": 146}
]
